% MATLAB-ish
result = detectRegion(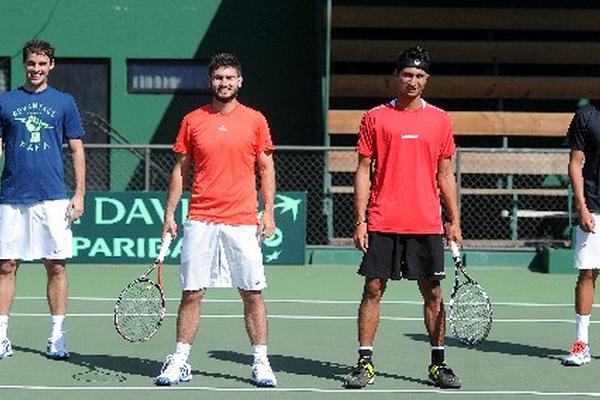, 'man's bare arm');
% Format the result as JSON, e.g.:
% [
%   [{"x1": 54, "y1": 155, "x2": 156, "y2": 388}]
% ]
[
  {"x1": 569, "y1": 149, "x2": 594, "y2": 233},
  {"x1": 68, "y1": 138, "x2": 86, "y2": 221},
  {"x1": 258, "y1": 150, "x2": 276, "y2": 238},
  {"x1": 163, "y1": 153, "x2": 191, "y2": 238},
  {"x1": 437, "y1": 156, "x2": 462, "y2": 246},
  {"x1": 354, "y1": 154, "x2": 372, "y2": 252}
]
